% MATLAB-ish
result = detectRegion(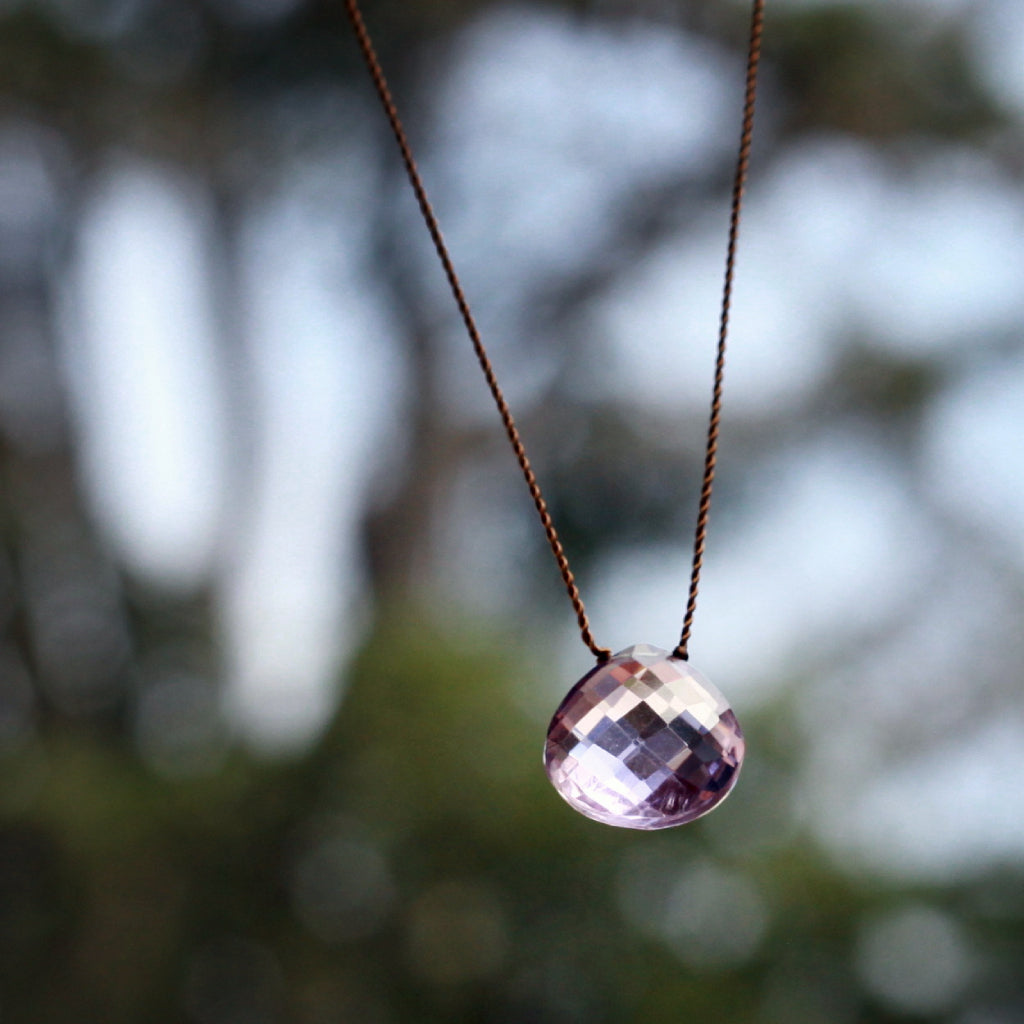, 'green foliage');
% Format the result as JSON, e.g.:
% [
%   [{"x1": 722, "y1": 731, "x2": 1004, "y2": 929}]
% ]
[{"x1": 0, "y1": 615, "x2": 1019, "y2": 1021}]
